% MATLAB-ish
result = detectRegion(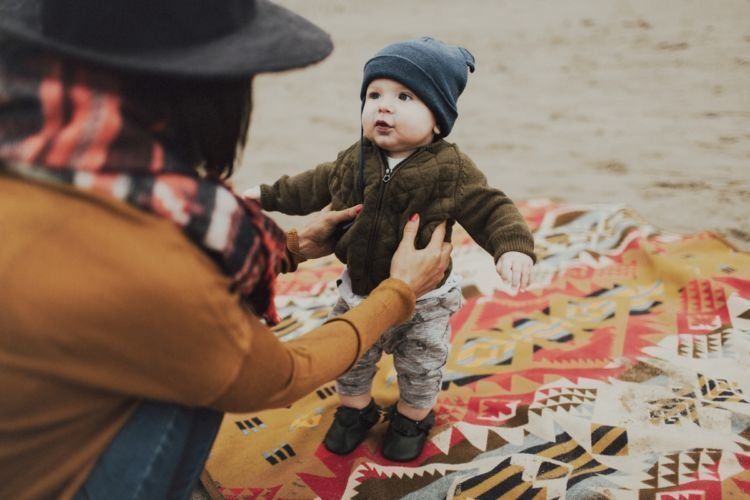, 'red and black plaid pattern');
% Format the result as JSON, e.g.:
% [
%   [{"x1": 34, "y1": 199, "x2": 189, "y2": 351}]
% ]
[{"x1": 0, "y1": 51, "x2": 286, "y2": 322}]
